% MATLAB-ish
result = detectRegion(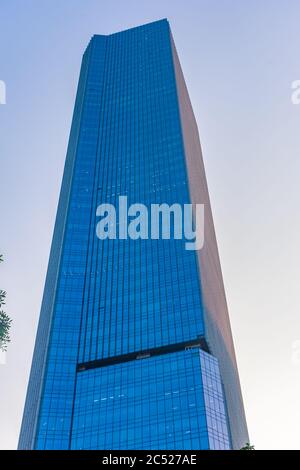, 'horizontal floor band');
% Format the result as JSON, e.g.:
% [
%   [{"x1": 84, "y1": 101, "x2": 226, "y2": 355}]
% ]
[{"x1": 77, "y1": 336, "x2": 210, "y2": 372}]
